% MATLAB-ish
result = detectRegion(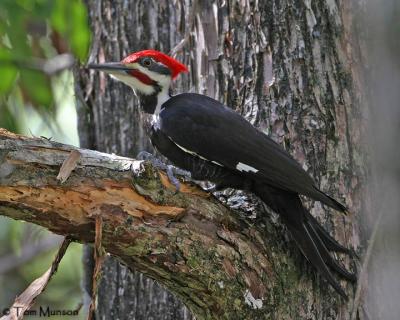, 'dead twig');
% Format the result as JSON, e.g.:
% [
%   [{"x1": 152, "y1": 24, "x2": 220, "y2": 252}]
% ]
[
  {"x1": 87, "y1": 216, "x2": 105, "y2": 320},
  {"x1": 57, "y1": 150, "x2": 82, "y2": 183}
]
